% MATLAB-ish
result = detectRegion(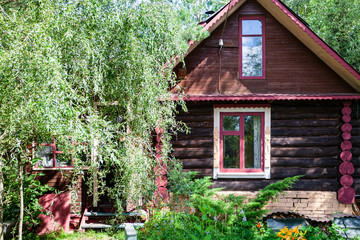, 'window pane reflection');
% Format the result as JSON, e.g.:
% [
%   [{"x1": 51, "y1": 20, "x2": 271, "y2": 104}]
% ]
[
  {"x1": 244, "y1": 115, "x2": 261, "y2": 169},
  {"x1": 242, "y1": 36, "x2": 262, "y2": 76},
  {"x1": 37, "y1": 145, "x2": 53, "y2": 167},
  {"x1": 223, "y1": 116, "x2": 240, "y2": 131},
  {"x1": 242, "y1": 20, "x2": 262, "y2": 35},
  {"x1": 223, "y1": 135, "x2": 240, "y2": 168}
]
